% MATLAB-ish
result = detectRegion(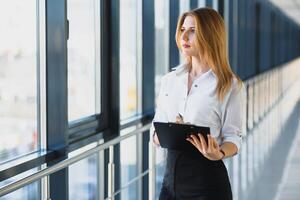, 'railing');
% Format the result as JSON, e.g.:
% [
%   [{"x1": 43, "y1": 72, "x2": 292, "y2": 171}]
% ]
[
  {"x1": 152, "y1": 58, "x2": 300, "y2": 200},
  {"x1": 1, "y1": 58, "x2": 300, "y2": 199},
  {"x1": 0, "y1": 124, "x2": 152, "y2": 198}
]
